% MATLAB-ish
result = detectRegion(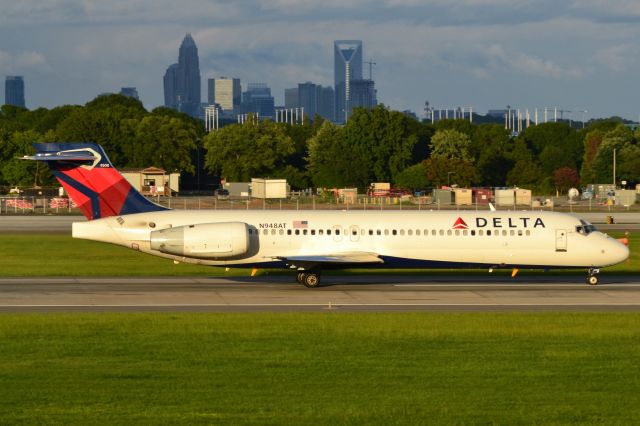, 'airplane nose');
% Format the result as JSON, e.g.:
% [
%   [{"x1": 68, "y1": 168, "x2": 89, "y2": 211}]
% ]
[{"x1": 609, "y1": 239, "x2": 630, "y2": 265}]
